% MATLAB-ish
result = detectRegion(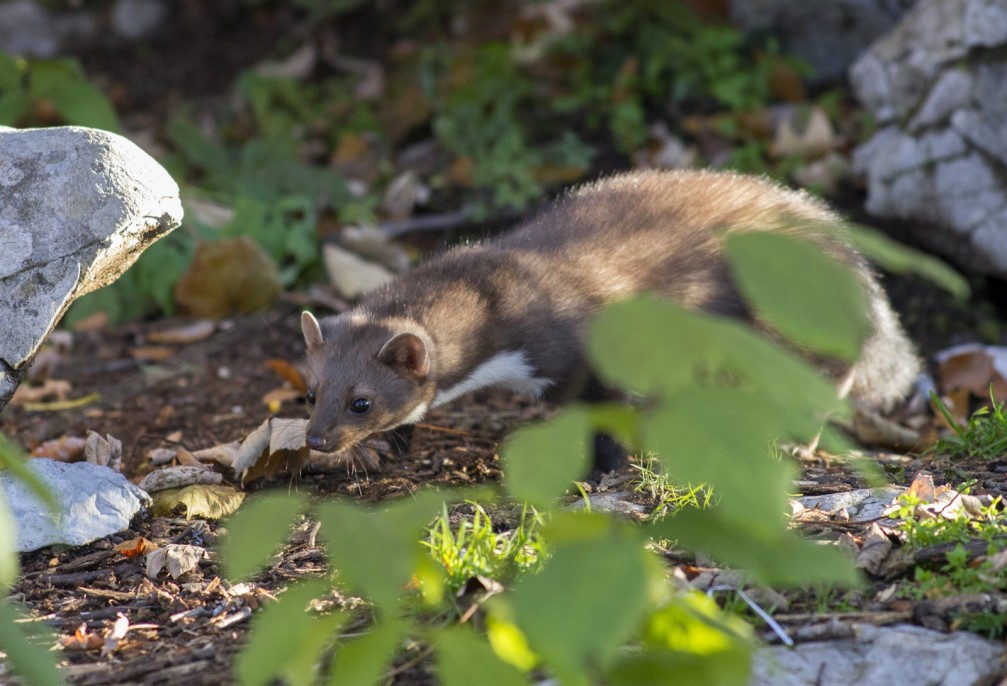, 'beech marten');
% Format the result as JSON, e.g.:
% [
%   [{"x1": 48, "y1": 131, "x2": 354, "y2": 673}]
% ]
[{"x1": 300, "y1": 170, "x2": 920, "y2": 470}]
